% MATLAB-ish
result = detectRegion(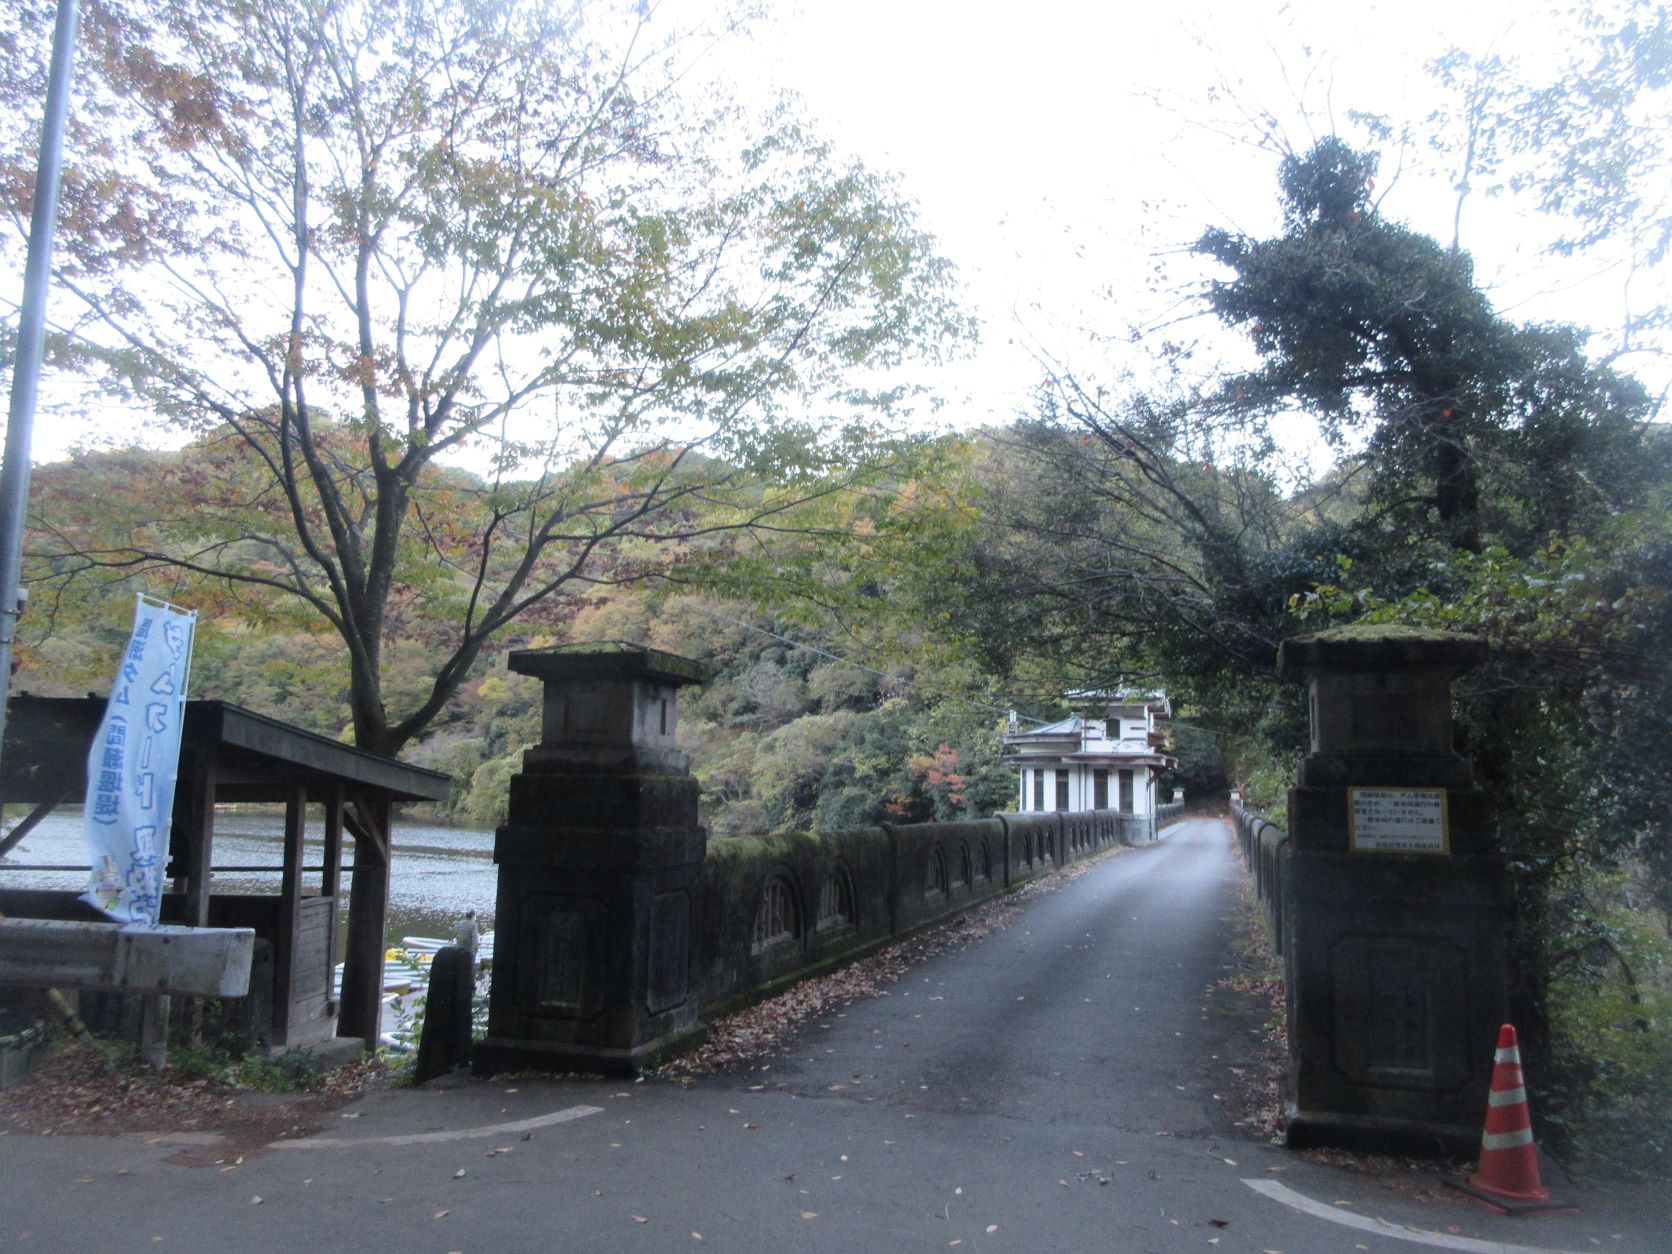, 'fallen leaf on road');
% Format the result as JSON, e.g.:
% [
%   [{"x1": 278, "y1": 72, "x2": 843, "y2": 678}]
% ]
[
  {"x1": 801, "y1": 1211, "x2": 818, "y2": 1220},
  {"x1": 632, "y1": 1216, "x2": 648, "y2": 1224},
  {"x1": 985, "y1": 1224, "x2": 998, "y2": 1234},
  {"x1": 434, "y1": 1211, "x2": 450, "y2": 1220},
  {"x1": 453, "y1": 1170, "x2": 465, "y2": 1179},
  {"x1": 250, "y1": 1197, "x2": 262, "y2": 1205},
  {"x1": 691, "y1": 1232, "x2": 702, "y2": 1240},
  {"x1": 1209, "y1": 1219, "x2": 1229, "y2": 1227},
  {"x1": 1058, "y1": 1179, "x2": 1070, "y2": 1188}
]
